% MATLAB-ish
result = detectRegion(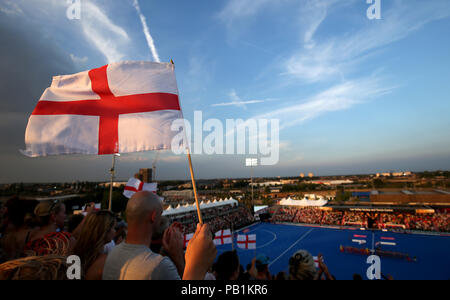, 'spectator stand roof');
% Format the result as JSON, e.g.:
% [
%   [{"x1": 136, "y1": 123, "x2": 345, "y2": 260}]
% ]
[
  {"x1": 278, "y1": 196, "x2": 328, "y2": 207},
  {"x1": 162, "y1": 197, "x2": 238, "y2": 216}
]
